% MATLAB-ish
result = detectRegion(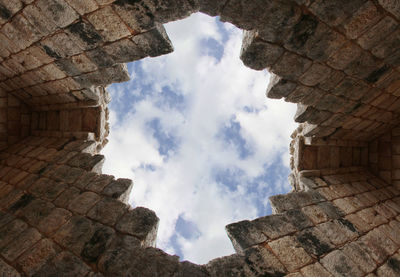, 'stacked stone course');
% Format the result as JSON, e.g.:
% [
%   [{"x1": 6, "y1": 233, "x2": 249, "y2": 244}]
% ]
[{"x1": 1, "y1": 0, "x2": 400, "y2": 276}]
